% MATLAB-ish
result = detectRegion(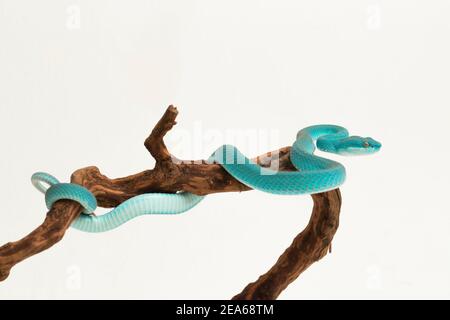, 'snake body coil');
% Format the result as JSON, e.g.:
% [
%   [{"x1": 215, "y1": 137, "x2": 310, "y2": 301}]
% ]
[{"x1": 32, "y1": 125, "x2": 381, "y2": 233}]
